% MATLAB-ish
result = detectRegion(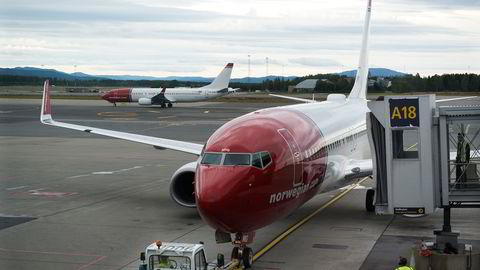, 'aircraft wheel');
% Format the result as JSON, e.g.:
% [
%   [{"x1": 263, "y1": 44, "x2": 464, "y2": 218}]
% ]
[
  {"x1": 366, "y1": 189, "x2": 375, "y2": 212},
  {"x1": 231, "y1": 247, "x2": 239, "y2": 261},
  {"x1": 161, "y1": 103, "x2": 166, "y2": 108},
  {"x1": 242, "y1": 247, "x2": 253, "y2": 268},
  {"x1": 167, "y1": 103, "x2": 172, "y2": 108}
]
